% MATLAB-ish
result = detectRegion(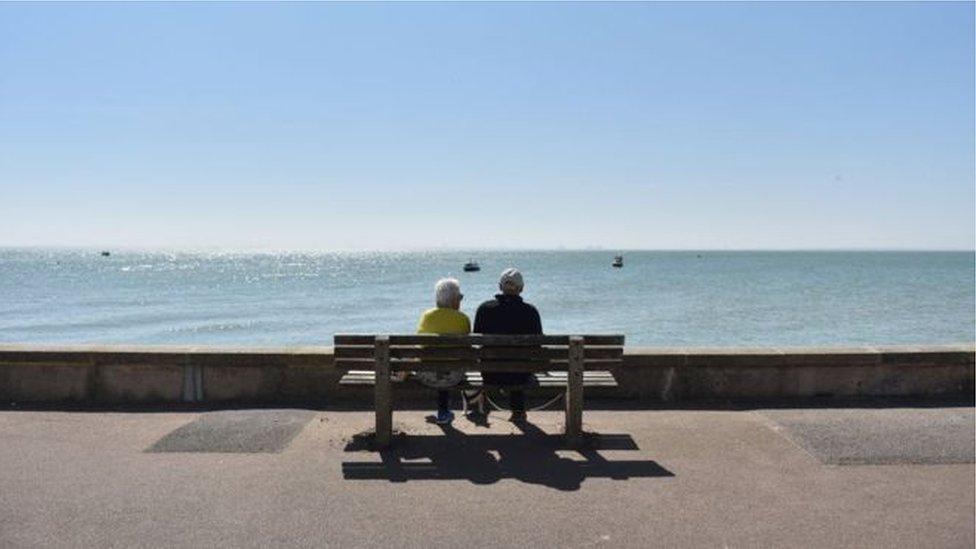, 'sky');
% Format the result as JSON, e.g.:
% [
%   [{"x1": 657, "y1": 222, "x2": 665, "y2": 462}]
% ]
[{"x1": 1, "y1": 2, "x2": 973, "y2": 251}]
